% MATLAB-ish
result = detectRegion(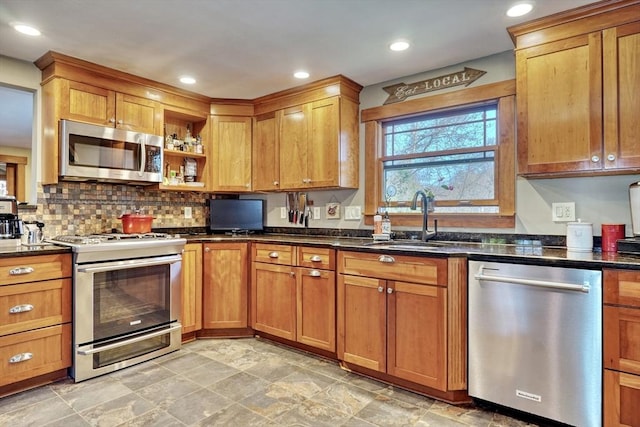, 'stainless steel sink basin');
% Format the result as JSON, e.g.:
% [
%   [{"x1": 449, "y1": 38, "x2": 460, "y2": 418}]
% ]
[{"x1": 363, "y1": 240, "x2": 447, "y2": 249}]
